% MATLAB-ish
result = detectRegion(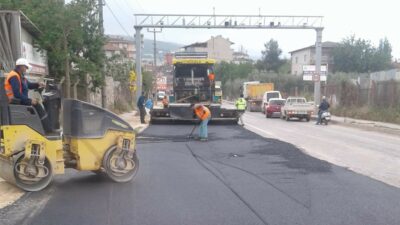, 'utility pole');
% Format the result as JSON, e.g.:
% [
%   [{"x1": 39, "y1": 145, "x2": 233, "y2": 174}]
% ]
[
  {"x1": 99, "y1": 0, "x2": 106, "y2": 108},
  {"x1": 135, "y1": 27, "x2": 142, "y2": 102},
  {"x1": 314, "y1": 28, "x2": 323, "y2": 108},
  {"x1": 147, "y1": 28, "x2": 162, "y2": 97}
]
